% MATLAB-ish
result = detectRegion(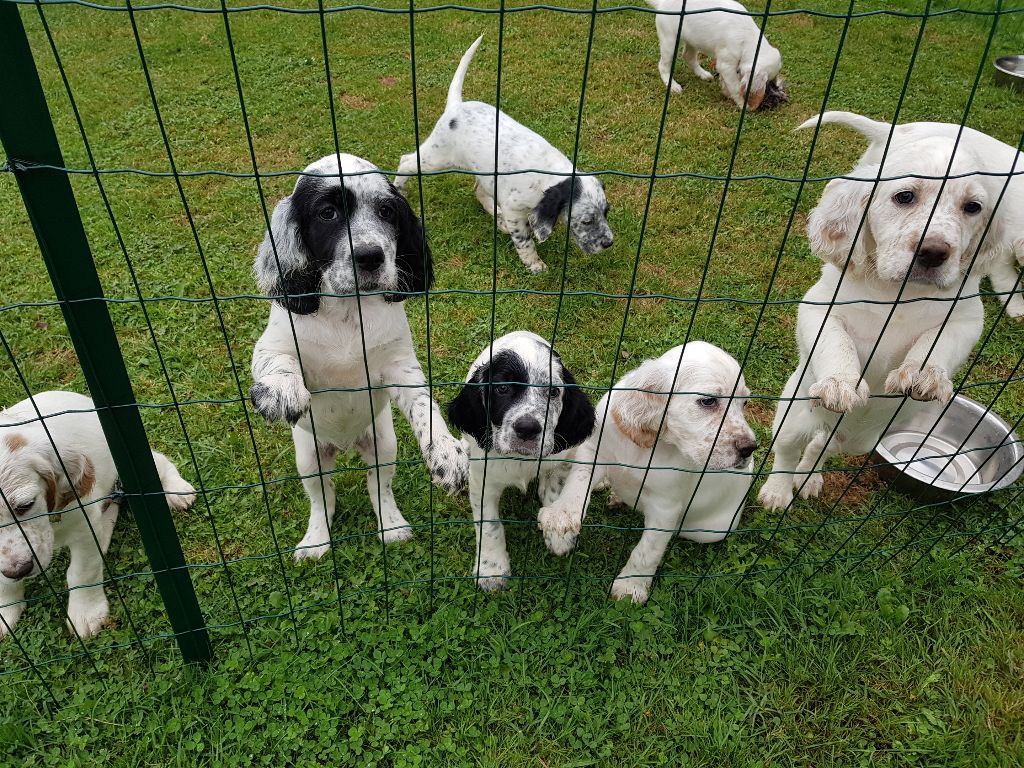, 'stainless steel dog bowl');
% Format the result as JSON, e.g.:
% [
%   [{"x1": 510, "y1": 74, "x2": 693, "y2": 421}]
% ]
[
  {"x1": 872, "y1": 395, "x2": 1023, "y2": 500},
  {"x1": 994, "y1": 55, "x2": 1024, "y2": 93}
]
